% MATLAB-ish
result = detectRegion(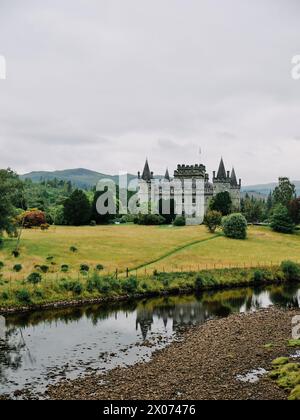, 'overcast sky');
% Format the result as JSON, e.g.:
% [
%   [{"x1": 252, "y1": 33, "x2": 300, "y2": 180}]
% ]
[{"x1": 0, "y1": 0, "x2": 300, "y2": 185}]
